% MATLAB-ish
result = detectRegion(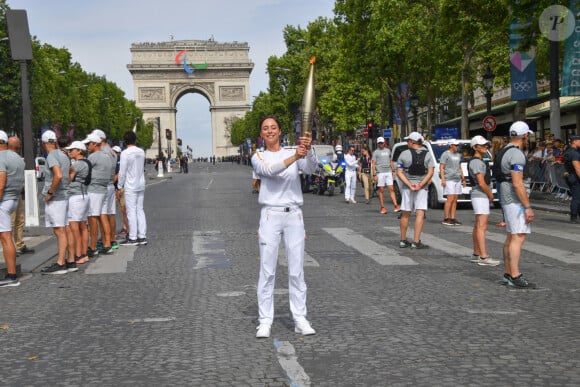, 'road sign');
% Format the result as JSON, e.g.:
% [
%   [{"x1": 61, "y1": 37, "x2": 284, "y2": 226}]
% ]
[
  {"x1": 383, "y1": 129, "x2": 392, "y2": 138},
  {"x1": 362, "y1": 128, "x2": 368, "y2": 138},
  {"x1": 483, "y1": 115, "x2": 497, "y2": 132}
]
